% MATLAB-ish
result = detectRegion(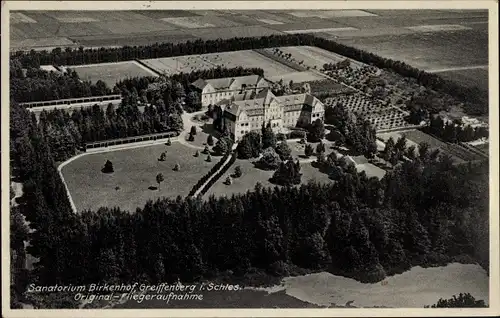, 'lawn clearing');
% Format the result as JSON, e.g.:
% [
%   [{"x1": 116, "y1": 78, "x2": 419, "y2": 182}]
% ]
[
  {"x1": 435, "y1": 68, "x2": 488, "y2": 94},
  {"x1": 204, "y1": 159, "x2": 332, "y2": 198},
  {"x1": 356, "y1": 163, "x2": 386, "y2": 179},
  {"x1": 70, "y1": 61, "x2": 158, "y2": 88},
  {"x1": 61, "y1": 142, "x2": 217, "y2": 212},
  {"x1": 162, "y1": 16, "x2": 242, "y2": 28}
]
